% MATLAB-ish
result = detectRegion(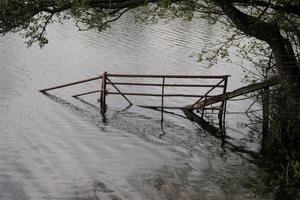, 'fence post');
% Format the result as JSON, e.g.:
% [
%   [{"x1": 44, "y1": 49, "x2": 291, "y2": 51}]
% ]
[
  {"x1": 161, "y1": 77, "x2": 165, "y2": 112},
  {"x1": 100, "y1": 72, "x2": 107, "y2": 115},
  {"x1": 159, "y1": 77, "x2": 166, "y2": 138},
  {"x1": 218, "y1": 76, "x2": 228, "y2": 141},
  {"x1": 201, "y1": 96, "x2": 207, "y2": 119},
  {"x1": 261, "y1": 86, "x2": 270, "y2": 154}
]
